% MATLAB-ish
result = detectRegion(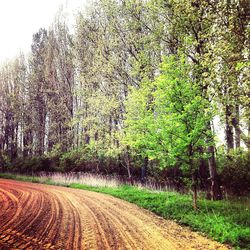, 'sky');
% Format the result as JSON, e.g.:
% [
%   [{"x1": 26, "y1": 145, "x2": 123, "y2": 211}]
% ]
[{"x1": 0, "y1": 0, "x2": 88, "y2": 63}]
